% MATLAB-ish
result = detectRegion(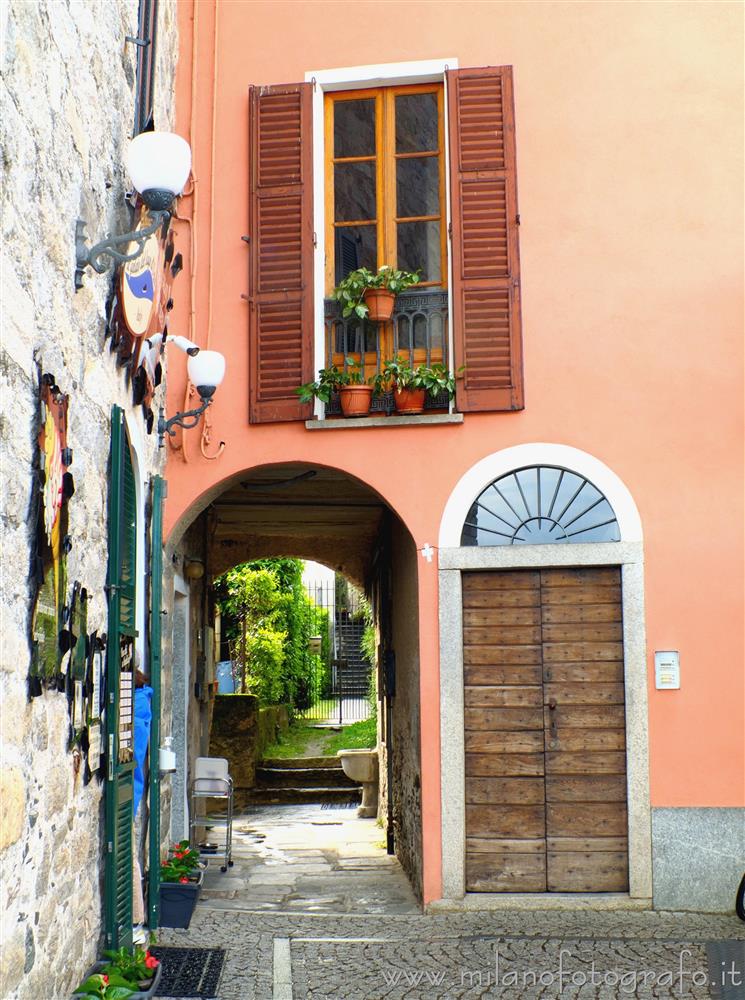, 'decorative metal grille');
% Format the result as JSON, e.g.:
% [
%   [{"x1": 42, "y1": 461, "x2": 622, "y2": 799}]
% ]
[
  {"x1": 461, "y1": 466, "x2": 621, "y2": 546},
  {"x1": 324, "y1": 289, "x2": 450, "y2": 414}
]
